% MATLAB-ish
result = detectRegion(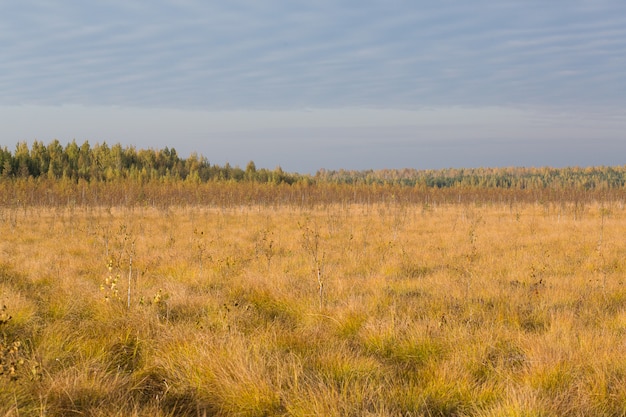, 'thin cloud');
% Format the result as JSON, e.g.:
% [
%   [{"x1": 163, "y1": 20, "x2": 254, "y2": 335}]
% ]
[{"x1": 2, "y1": 1, "x2": 625, "y2": 109}]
